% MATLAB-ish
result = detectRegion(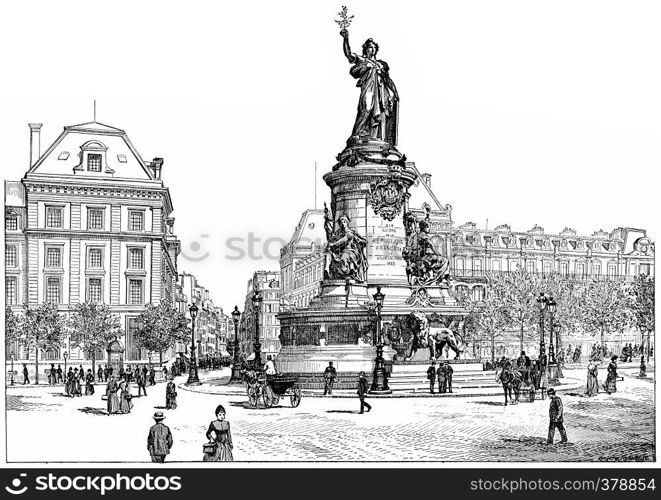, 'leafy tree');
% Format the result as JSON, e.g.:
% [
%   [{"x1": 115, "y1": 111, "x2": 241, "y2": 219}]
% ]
[
  {"x1": 580, "y1": 279, "x2": 631, "y2": 345},
  {"x1": 630, "y1": 275, "x2": 654, "y2": 361},
  {"x1": 68, "y1": 302, "x2": 123, "y2": 377},
  {"x1": 539, "y1": 274, "x2": 587, "y2": 366},
  {"x1": 135, "y1": 303, "x2": 191, "y2": 366},
  {"x1": 456, "y1": 273, "x2": 509, "y2": 362},
  {"x1": 5, "y1": 306, "x2": 21, "y2": 356},
  {"x1": 21, "y1": 303, "x2": 65, "y2": 384},
  {"x1": 500, "y1": 268, "x2": 540, "y2": 353}
]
